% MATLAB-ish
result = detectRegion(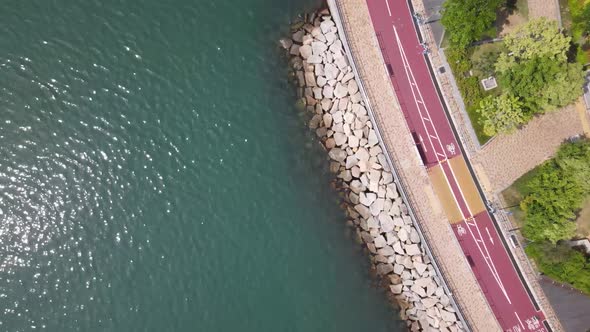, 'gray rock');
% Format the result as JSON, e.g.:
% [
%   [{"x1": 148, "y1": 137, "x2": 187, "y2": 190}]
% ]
[
  {"x1": 355, "y1": 147, "x2": 370, "y2": 163},
  {"x1": 324, "y1": 63, "x2": 339, "y2": 80},
  {"x1": 325, "y1": 137, "x2": 335, "y2": 149},
  {"x1": 345, "y1": 155, "x2": 358, "y2": 169},
  {"x1": 398, "y1": 227, "x2": 409, "y2": 243},
  {"x1": 324, "y1": 31, "x2": 337, "y2": 44},
  {"x1": 322, "y1": 85, "x2": 334, "y2": 99},
  {"x1": 422, "y1": 298, "x2": 439, "y2": 309},
  {"x1": 338, "y1": 97, "x2": 348, "y2": 111},
  {"x1": 351, "y1": 91, "x2": 362, "y2": 103},
  {"x1": 393, "y1": 263, "x2": 405, "y2": 275},
  {"x1": 307, "y1": 54, "x2": 322, "y2": 64},
  {"x1": 334, "y1": 82, "x2": 348, "y2": 98},
  {"x1": 405, "y1": 244, "x2": 422, "y2": 256},
  {"x1": 315, "y1": 64, "x2": 325, "y2": 77},
  {"x1": 351, "y1": 166, "x2": 360, "y2": 178},
  {"x1": 317, "y1": 76, "x2": 327, "y2": 87},
  {"x1": 312, "y1": 87, "x2": 322, "y2": 99},
  {"x1": 341, "y1": 72, "x2": 355, "y2": 83},
  {"x1": 320, "y1": 98, "x2": 332, "y2": 112},
  {"x1": 411, "y1": 284, "x2": 427, "y2": 298},
  {"x1": 354, "y1": 204, "x2": 370, "y2": 219},
  {"x1": 374, "y1": 235, "x2": 387, "y2": 248},
  {"x1": 299, "y1": 44, "x2": 312, "y2": 59},
  {"x1": 381, "y1": 171, "x2": 393, "y2": 185},
  {"x1": 322, "y1": 113, "x2": 333, "y2": 128},
  {"x1": 410, "y1": 228, "x2": 421, "y2": 244},
  {"x1": 304, "y1": 71, "x2": 316, "y2": 87},
  {"x1": 440, "y1": 310, "x2": 457, "y2": 323},
  {"x1": 334, "y1": 55, "x2": 348, "y2": 70},
  {"x1": 311, "y1": 41, "x2": 328, "y2": 55},
  {"x1": 347, "y1": 80, "x2": 359, "y2": 95},
  {"x1": 279, "y1": 38, "x2": 293, "y2": 50},
  {"x1": 367, "y1": 130, "x2": 379, "y2": 147},
  {"x1": 390, "y1": 284, "x2": 403, "y2": 294},
  {"x1": 311, "y1": 26, "x2": 323, "y2": 38},
  {"x1": 359, "y1": 192, "x2": 377, "y2": 207},
  {"x1": 328, "y1": 148, "x2": 347, "y2": 163},
  {"x1": 350, "y1": 180, "x2": 363, "y2": 195},
  {"x1": 370, "y1": 198, "x2": 384, "y2": 215},
  {"x1": 329, "y1": 40, "x2": 343, "y2": 54},
  {"x1": 348, "y1": 135, "x2": 359, "y2": 148},
  {"x1": 332, "y1": 111, "x2": 343, "y2": 124},
  {"x1": 334, "y1": 132, "x2": 347, "y2": 146},
  {"x1": 376, "y1": 263, "x2": 394, "y2": 276},
  {"x1": 414, "y1": 262, "x2": 428, "y2": 276},
  {"x1": 302, "y1": 34, "x2": 313, "y2": 45},
  {"x1": 379, "y1": 212, "x2": 395, "y2": 232},
  {"x1": 393, "y1": 241, "x2": 405, "y2": 255},
  {"x1": 320, "y1": 19, "x2": 334, "y2": 34},
  {"x1": 366, "y1": 216, "x2": 379, "y2": 229},
  {"x1": 308, "y1": 114, "x2": 321, "y2": 129},
  {"x1": 296, "y1": 71, "x2": 305, "y2": 87},
  {"x1": 292, "y1": 30, "x2": 304, "y2": 43},
  {"x1": 349, "y1": 192, "x2": 359, "y2": 205},
  {"x1": 377, "y1": 246, "x2": 395, "y2": 256}
]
